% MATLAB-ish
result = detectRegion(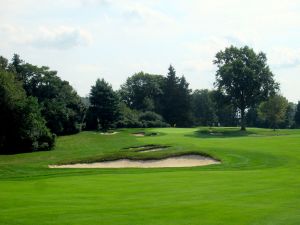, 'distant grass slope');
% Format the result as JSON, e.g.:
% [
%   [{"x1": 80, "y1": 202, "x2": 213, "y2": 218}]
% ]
[{"x1": 0, "y1": 127, "x2": 300, "y2": 225}]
